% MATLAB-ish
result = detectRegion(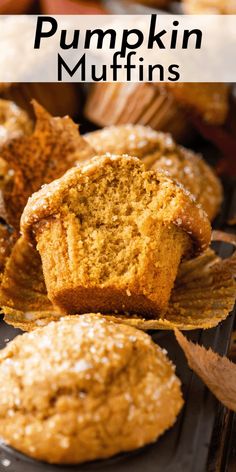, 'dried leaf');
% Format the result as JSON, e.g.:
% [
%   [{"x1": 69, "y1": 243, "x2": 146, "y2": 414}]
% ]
[
  {"x1": 0, "y1": 223, "x2": 16, "y2": 278},
  {"x1": 0, "y1": 101, "x2": 95, "y2": 228},
  {"x1": 175, "y1": 329, "x2": 236, "y2": 412},
  {"x1": 1, "y1": 240, "x2": 235, "y2": 331}
]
